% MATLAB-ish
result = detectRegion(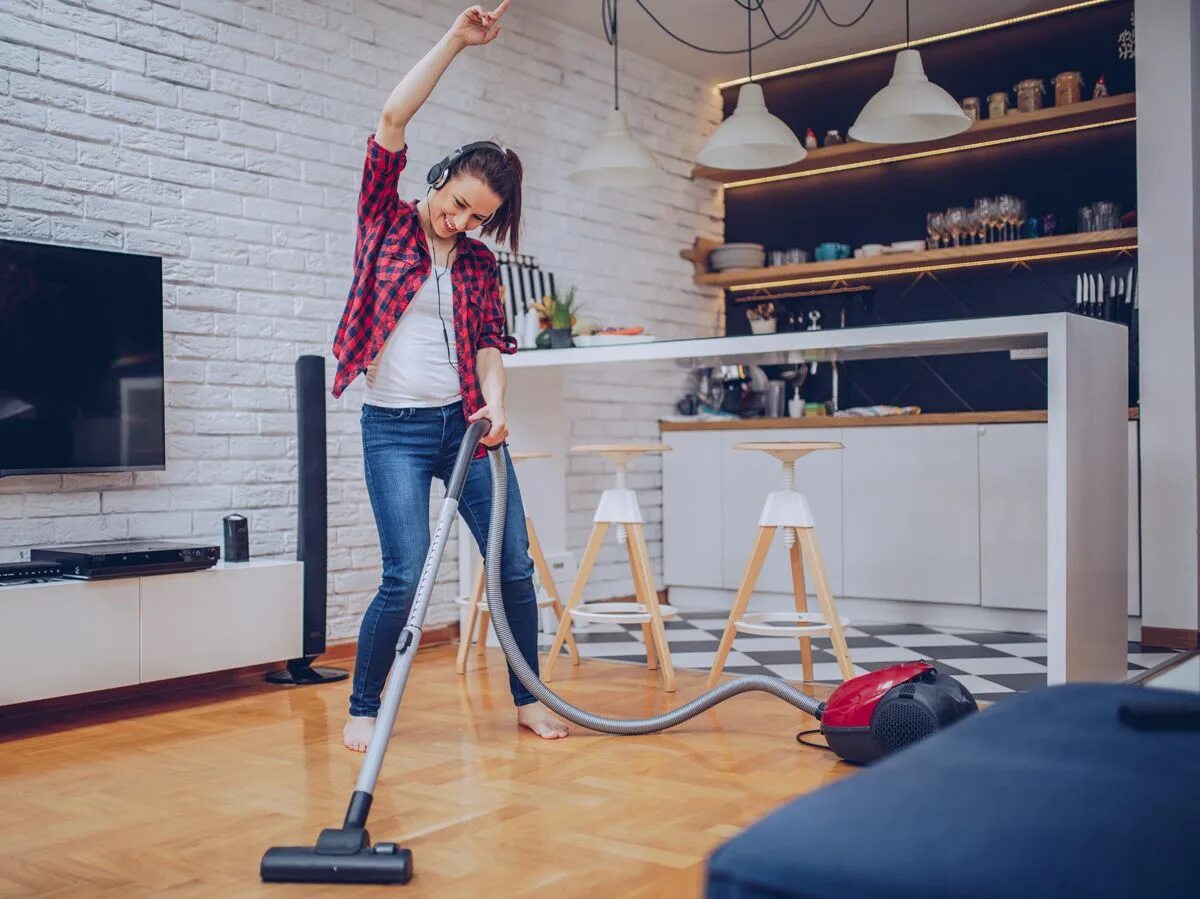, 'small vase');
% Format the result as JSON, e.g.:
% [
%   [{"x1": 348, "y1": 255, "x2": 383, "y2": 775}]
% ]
[{"x1": 549, "y1": 327, "x2": 573, "y2": 349}]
